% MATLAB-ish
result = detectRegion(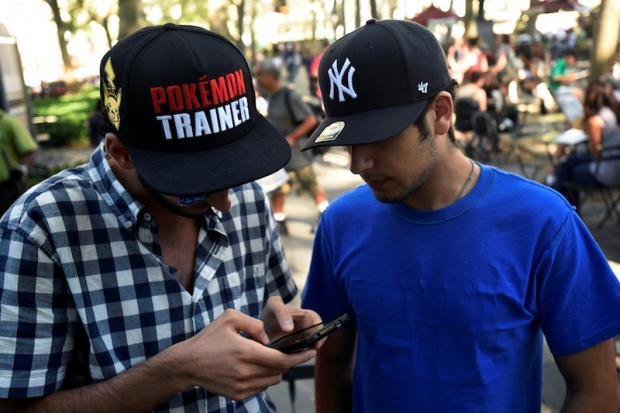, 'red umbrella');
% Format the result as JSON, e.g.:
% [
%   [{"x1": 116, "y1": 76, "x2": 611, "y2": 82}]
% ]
[
  {"x1": 411, "y1": 5, "x2": 461, "y2": 27},
  {"x1": 528, "y1": 0, "x2": 590, "y2": 13}
]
